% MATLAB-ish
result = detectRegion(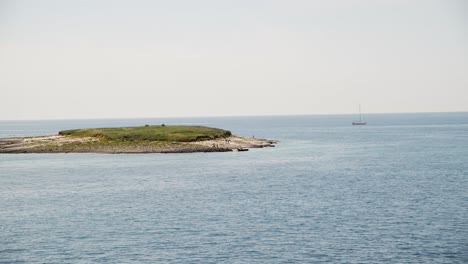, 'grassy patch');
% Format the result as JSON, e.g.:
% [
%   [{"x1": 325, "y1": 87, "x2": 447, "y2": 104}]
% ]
[{"x1": 58, "y1": 125, "x2": 232, "y2": 142}]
